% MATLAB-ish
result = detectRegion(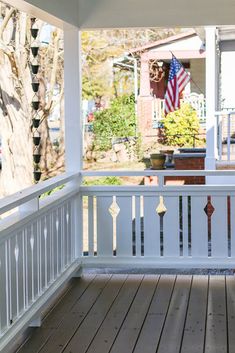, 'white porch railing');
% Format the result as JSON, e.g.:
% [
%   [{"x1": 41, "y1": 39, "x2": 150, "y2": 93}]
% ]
[
  {"x1": 2, "y1": 169, "x2": 235, "y2": 350},
  {"x1": 81, "y1": 170, "x2": 235, "y2": 268},
  {"x1": 216, "y1": 111, "x2": 235, "y2": 161},
  {"x1": 0, "y1": 172, "x2": 81, "y2": 352},
  {"x1": 152, "y1": 93, "x2": 206, "y2": 127}
]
